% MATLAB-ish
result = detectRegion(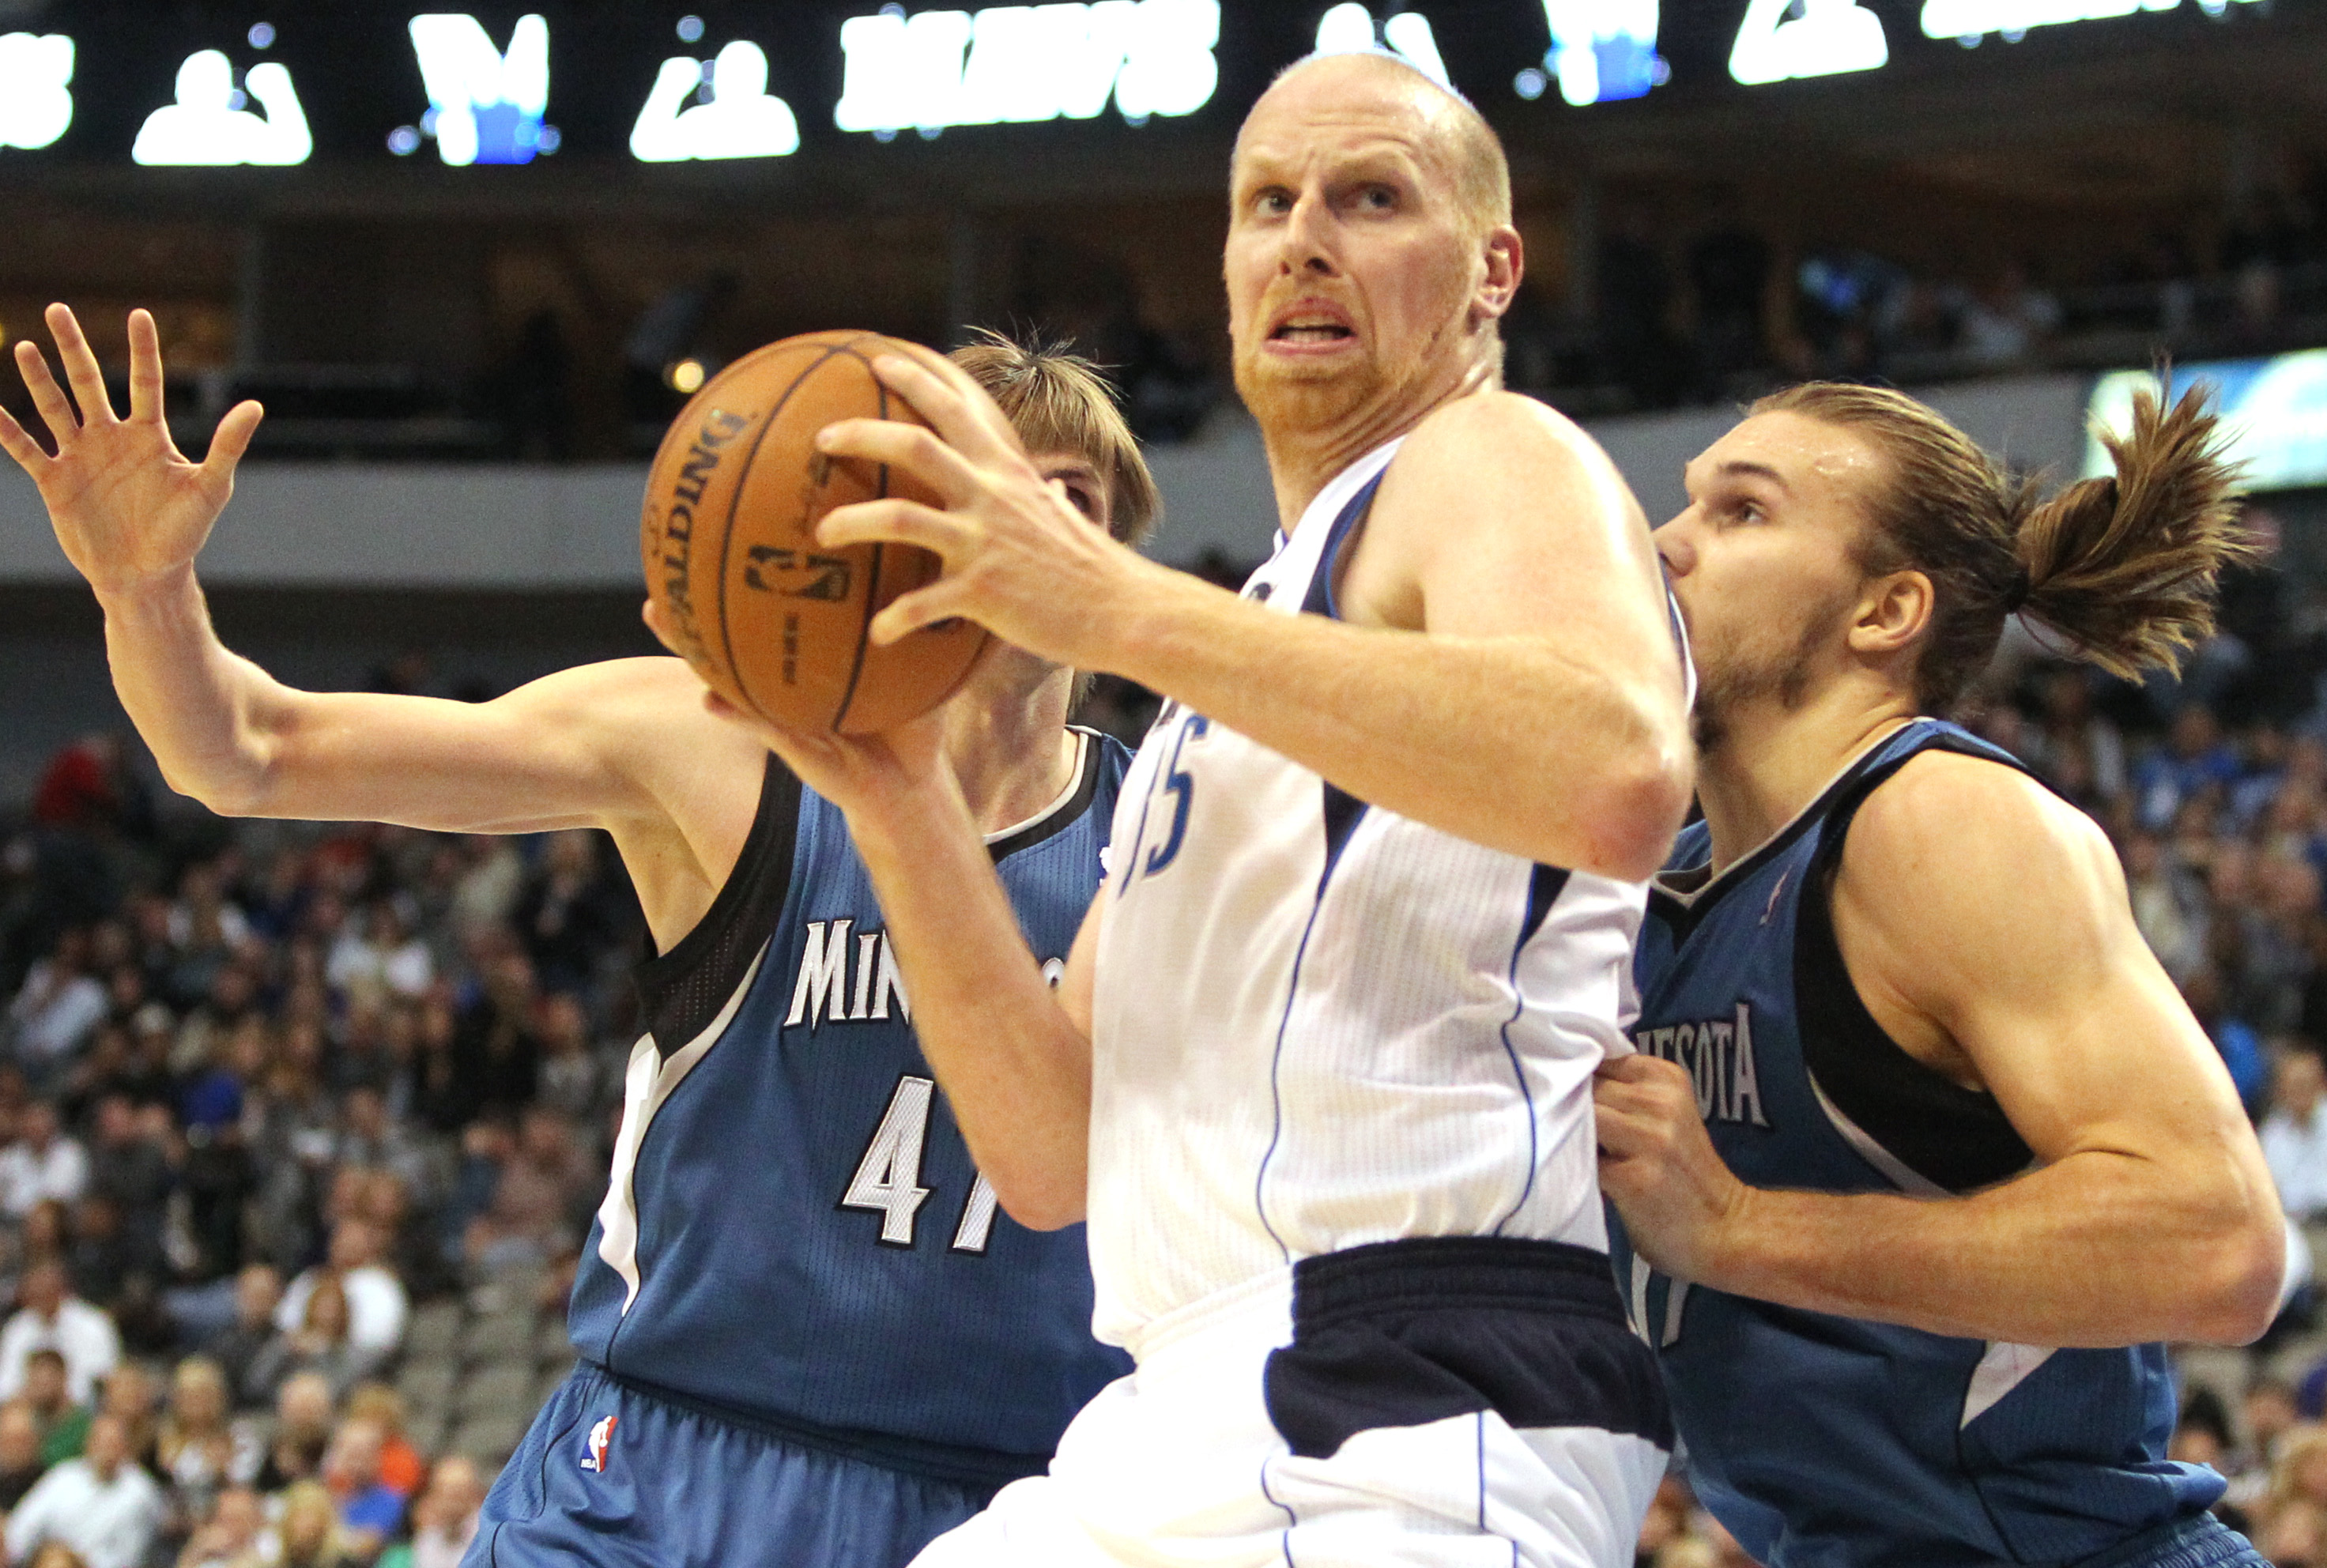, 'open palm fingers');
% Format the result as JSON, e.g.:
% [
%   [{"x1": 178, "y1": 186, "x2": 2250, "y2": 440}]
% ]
[
  {"x1": 14, "y1": 340, "x2": 81, "y2": 450},
  {"x1": 0, "y1": 403, "x2": 50, "y2": 475},
  {"x1": 126, "y1": 308, "x2": 167, "y2": 425},
  {"x1": 45, "y1": 303, "x2": 120, "y2": 430}
]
